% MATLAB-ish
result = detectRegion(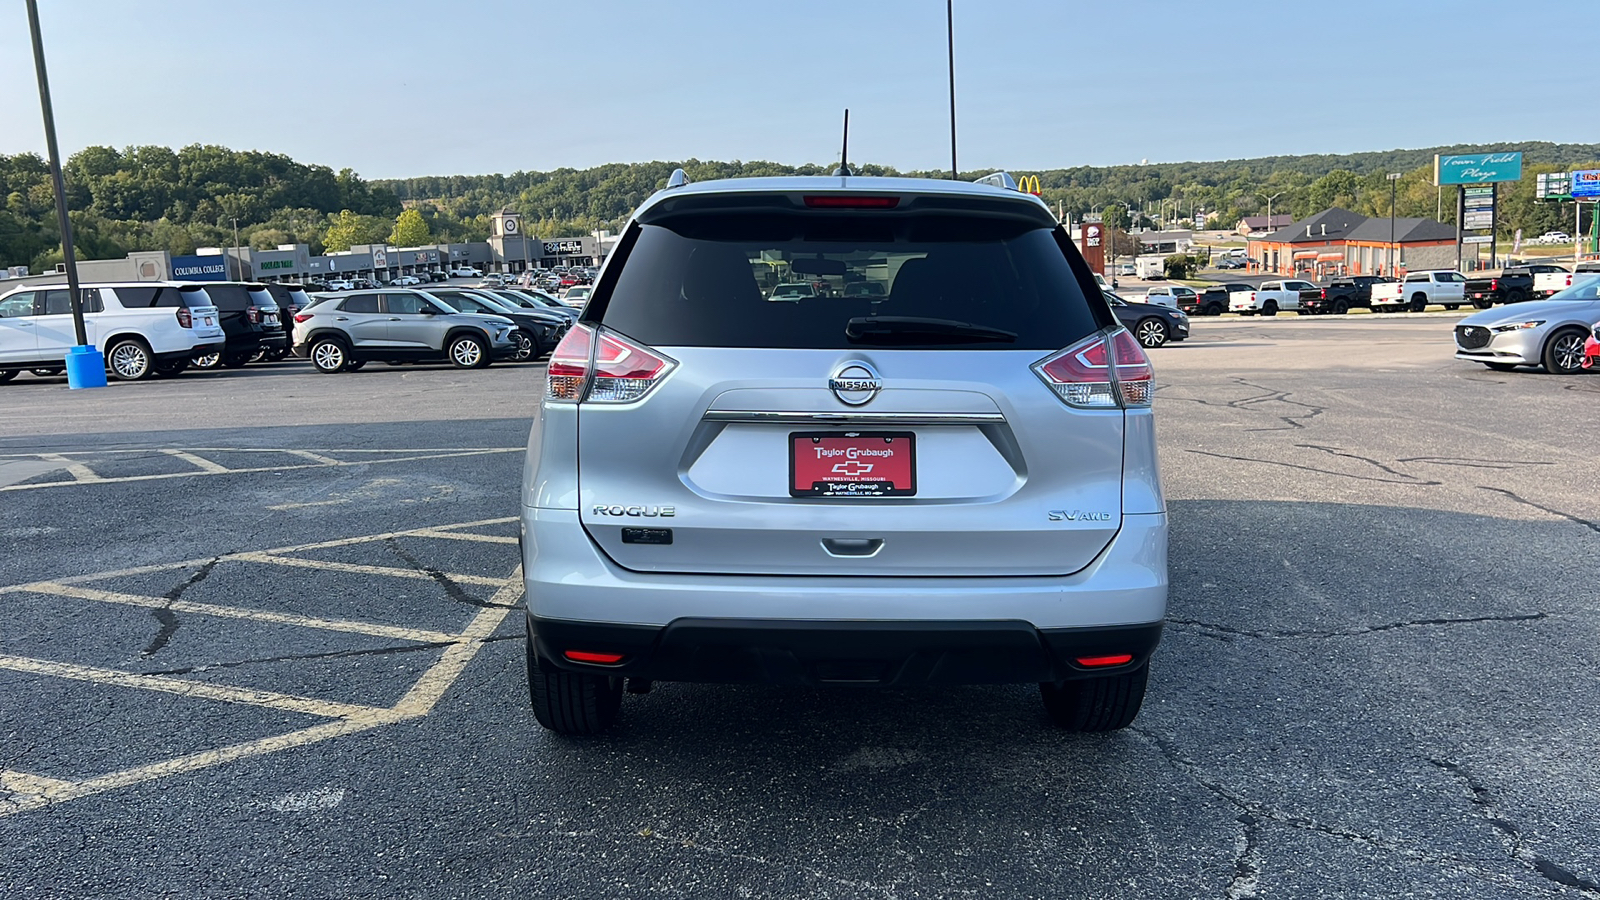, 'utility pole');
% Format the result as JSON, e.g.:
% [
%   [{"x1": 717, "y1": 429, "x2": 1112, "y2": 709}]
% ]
[
  {"x1": 1387, "y1": 173, "x2": 1401, "y2": 276},
  {"x1": 1259, "y1": 191, "x2": 1284, "y2": 273},
  {"x1": 231, "y1": 216, "x2": 241, "y2": 280},
  {"x1": 26, "y1": 0, "x2": 101, "y2": 387},
  {"x1": 946, "y1": 0, "x2": 957, "y2": 180}
]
